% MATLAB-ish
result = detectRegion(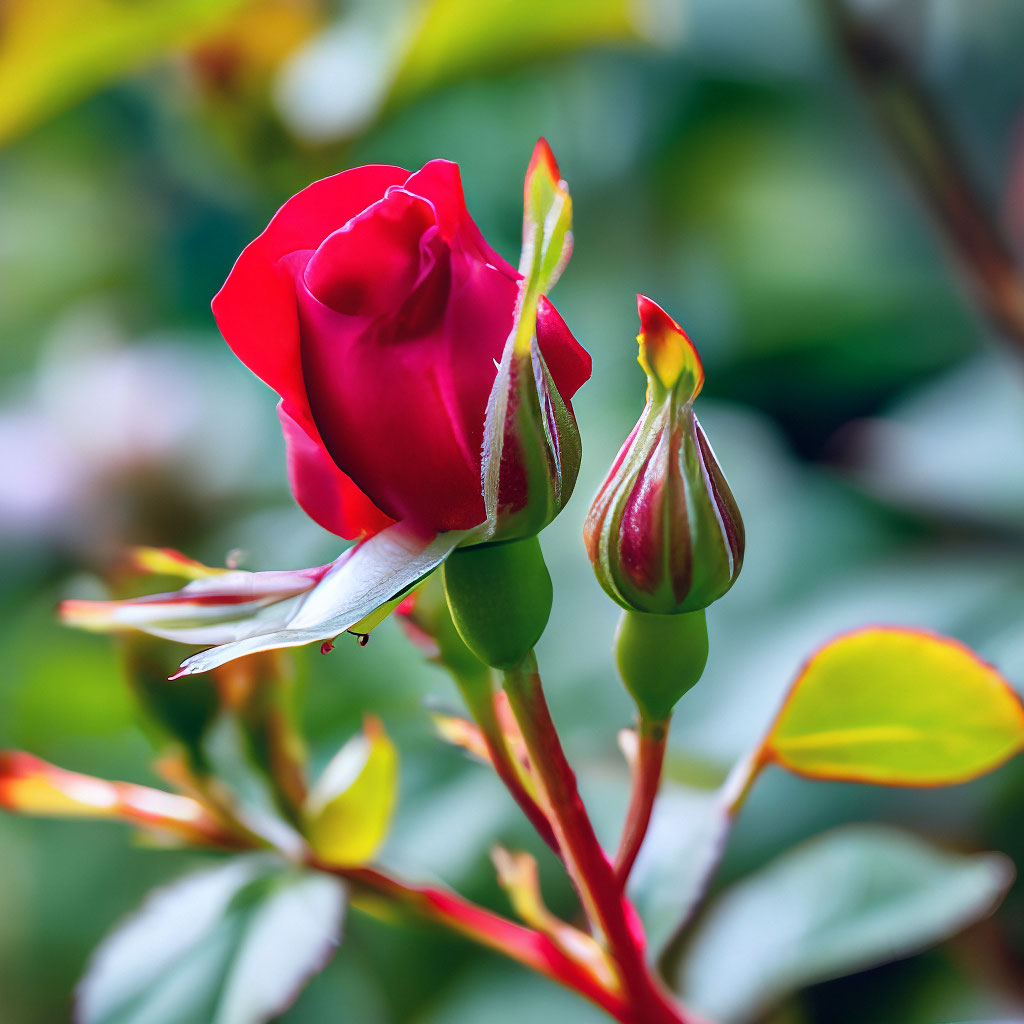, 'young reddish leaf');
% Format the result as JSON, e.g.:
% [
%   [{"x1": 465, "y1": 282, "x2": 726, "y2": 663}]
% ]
[
  {"x1": 304, "y1": 717, "x2": 398, "y2": 867},
  {"x1": 432, "y1": 713, "x2": 492, "y2": 763},
  {"x1": 61, "y1": 524, "x2": 470, "y2": 676},
  {"x1": 174, "y1": 523, "x2": 469, "y2": 676},
  {"x1": 0, "y1": 751, "x2": 231, "y2": 845},
  {"x1": 765, "y1": 627, "x2": 1024, "y2": 786},
  {"x1": 60, "y1": 563, "x2": 330, "y2": 645},
  {"x1": 492, "y1": 846, "x2": 617, "y2": 989}
]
